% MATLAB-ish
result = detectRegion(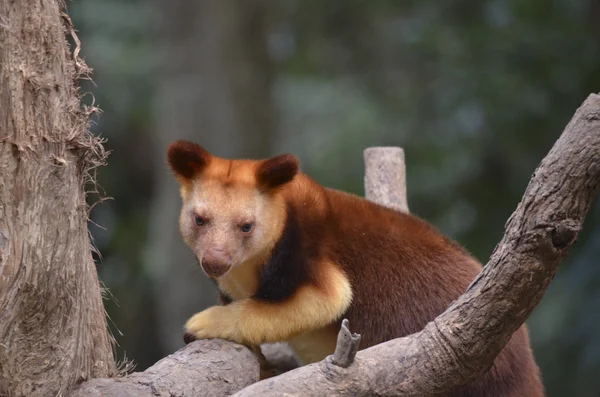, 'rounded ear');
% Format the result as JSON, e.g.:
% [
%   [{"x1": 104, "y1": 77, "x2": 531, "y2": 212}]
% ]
[
  {"x1": 167, "y1": 140, "x2": 212, "y2": 180},
  {"x1": 256, "y1": 154, "x2": 299, "y2": 189}
]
